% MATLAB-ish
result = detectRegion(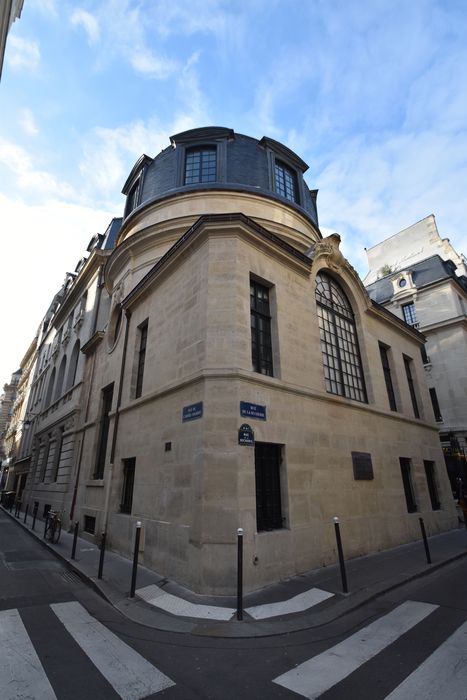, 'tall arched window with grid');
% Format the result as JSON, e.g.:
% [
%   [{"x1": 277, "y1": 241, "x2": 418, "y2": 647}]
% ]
[{"x1": 315, "y1": 272, "x2": 367, "y2": 403}]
